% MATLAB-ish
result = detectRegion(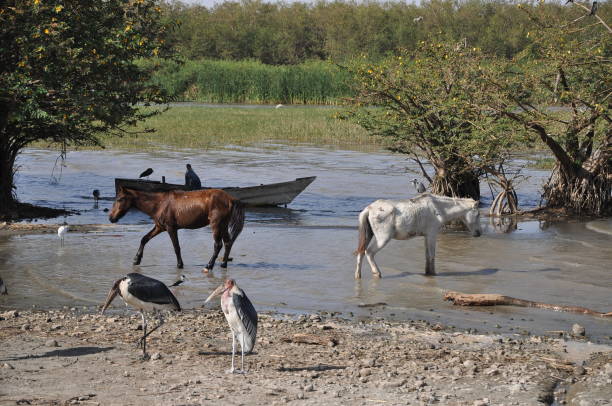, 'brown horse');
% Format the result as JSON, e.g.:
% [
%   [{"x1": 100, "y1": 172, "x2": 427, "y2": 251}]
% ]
[{"x1": 109, "y1": 187, "x2": 245, "y2": 272}]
